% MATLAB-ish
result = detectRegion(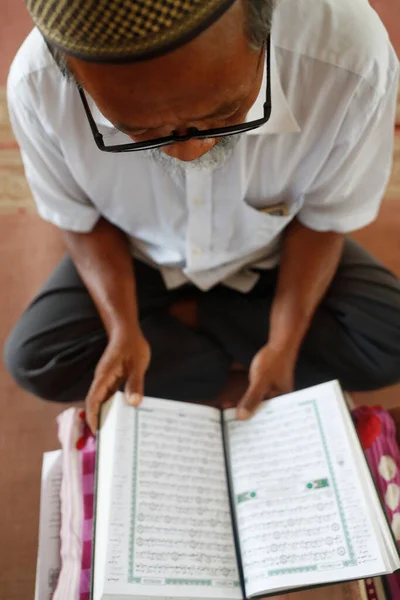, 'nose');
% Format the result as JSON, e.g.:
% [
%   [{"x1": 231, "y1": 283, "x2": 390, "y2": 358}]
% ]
[{"x1": 162, "y1": 137, "x2": 218, "y2": 162}]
